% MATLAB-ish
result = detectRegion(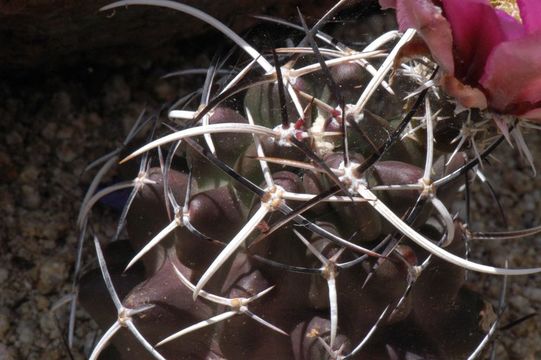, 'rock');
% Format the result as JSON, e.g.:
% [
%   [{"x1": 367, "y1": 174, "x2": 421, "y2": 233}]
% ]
[
  {"x1": 15, "y1": 319, "x2": 35, "y2": 345},
  {"x1": 37, "y1": 260, "x2": 67, "y2": 294},
  {"x1": 0, "y1": 343, "x2": 15, "y2": 360},
  {"x1": 0, "y1": 269, "x2": 8, "y2": 283},
  {"x1": 0, "y1": 312, "x2": 10, "y2": 338},
  {"x1": 21, "y1": 185, "x2": 41, "y2": 209},
  {"x1": 524, "y1": 287, "x2": 541, "y2": 303},
  {"x1": 509, "y1": 294, "x2": 533, "y2": 312}
]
